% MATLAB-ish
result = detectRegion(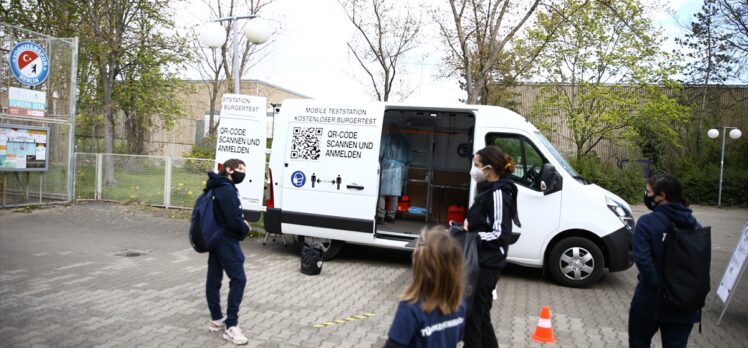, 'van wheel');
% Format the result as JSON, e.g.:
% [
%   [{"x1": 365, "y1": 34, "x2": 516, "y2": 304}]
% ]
[
  {"x1": 548, "y1": 237, "x2": 604, "y2": 288},
  {"x1": 298, "y1": 236, "x2": 344, "y2": 261}
]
